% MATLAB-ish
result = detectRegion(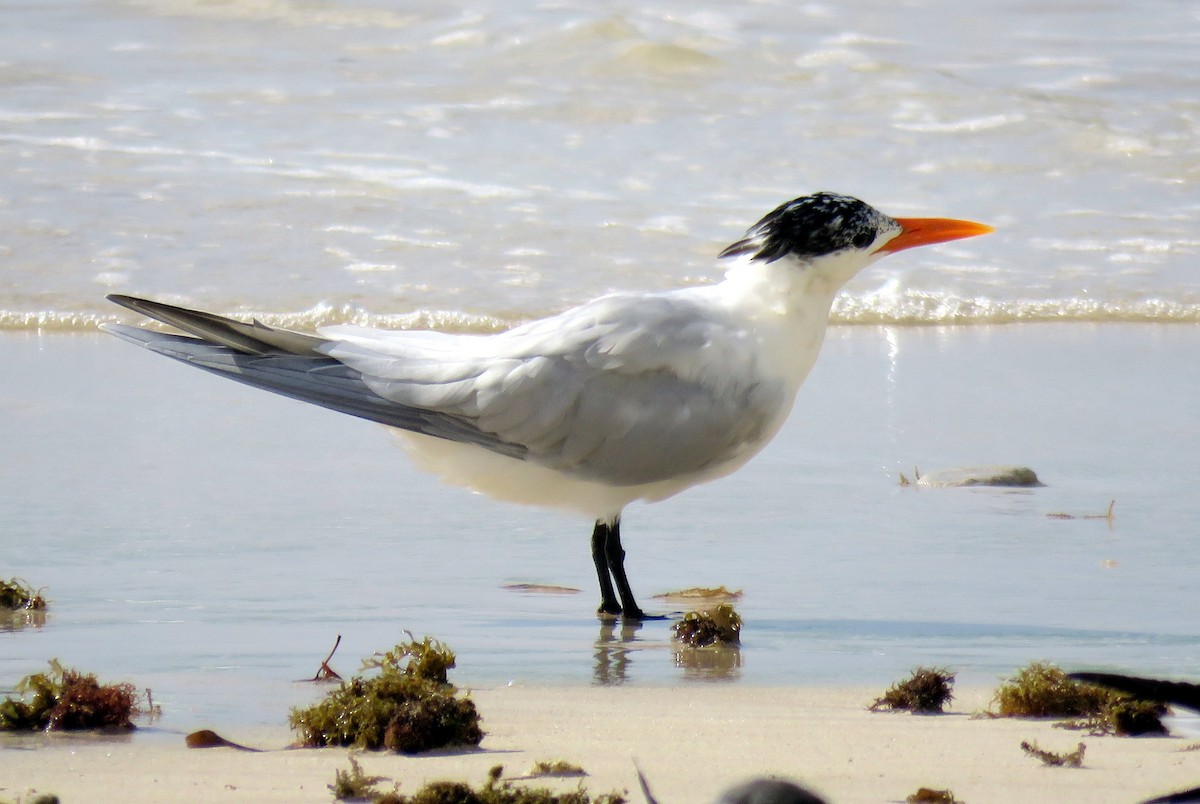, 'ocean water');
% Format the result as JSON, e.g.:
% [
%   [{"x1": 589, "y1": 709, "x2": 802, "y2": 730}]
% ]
[
  {"x1": 2, "y1": 0, "x2": 1200, "y2": 732},
  {"x1": 2, "y1": 0, "x2": 1199, "y2": 329}
]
